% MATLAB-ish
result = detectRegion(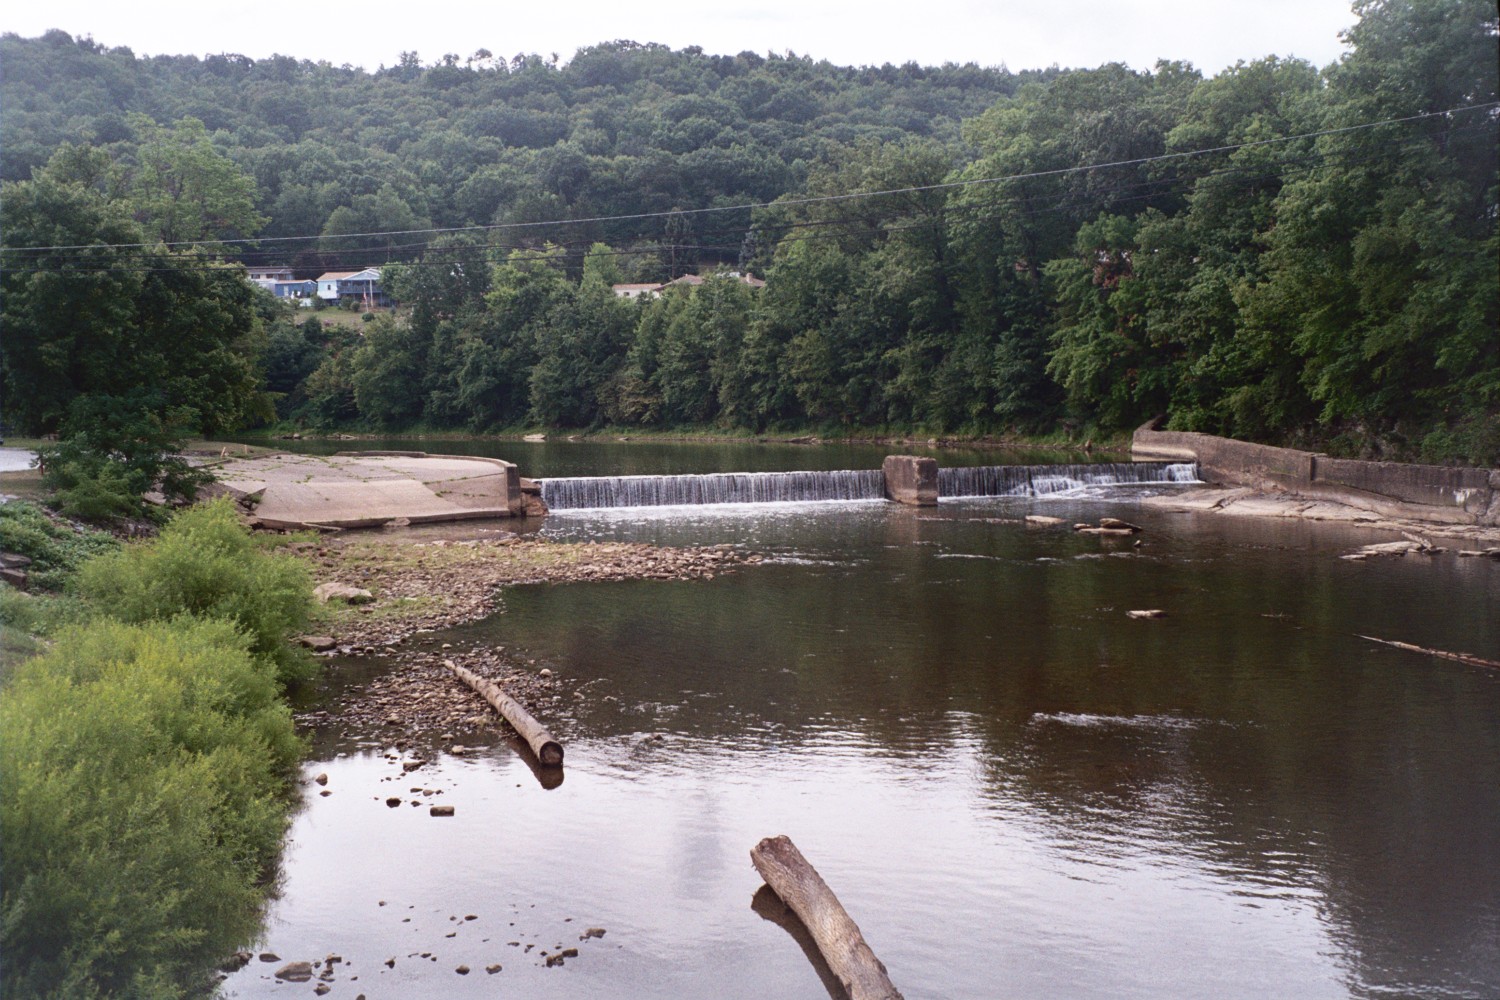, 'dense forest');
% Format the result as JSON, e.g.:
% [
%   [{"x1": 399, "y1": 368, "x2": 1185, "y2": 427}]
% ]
[{"x1": 3, "y1": 0, "x2": 1497, "y2": 482}]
